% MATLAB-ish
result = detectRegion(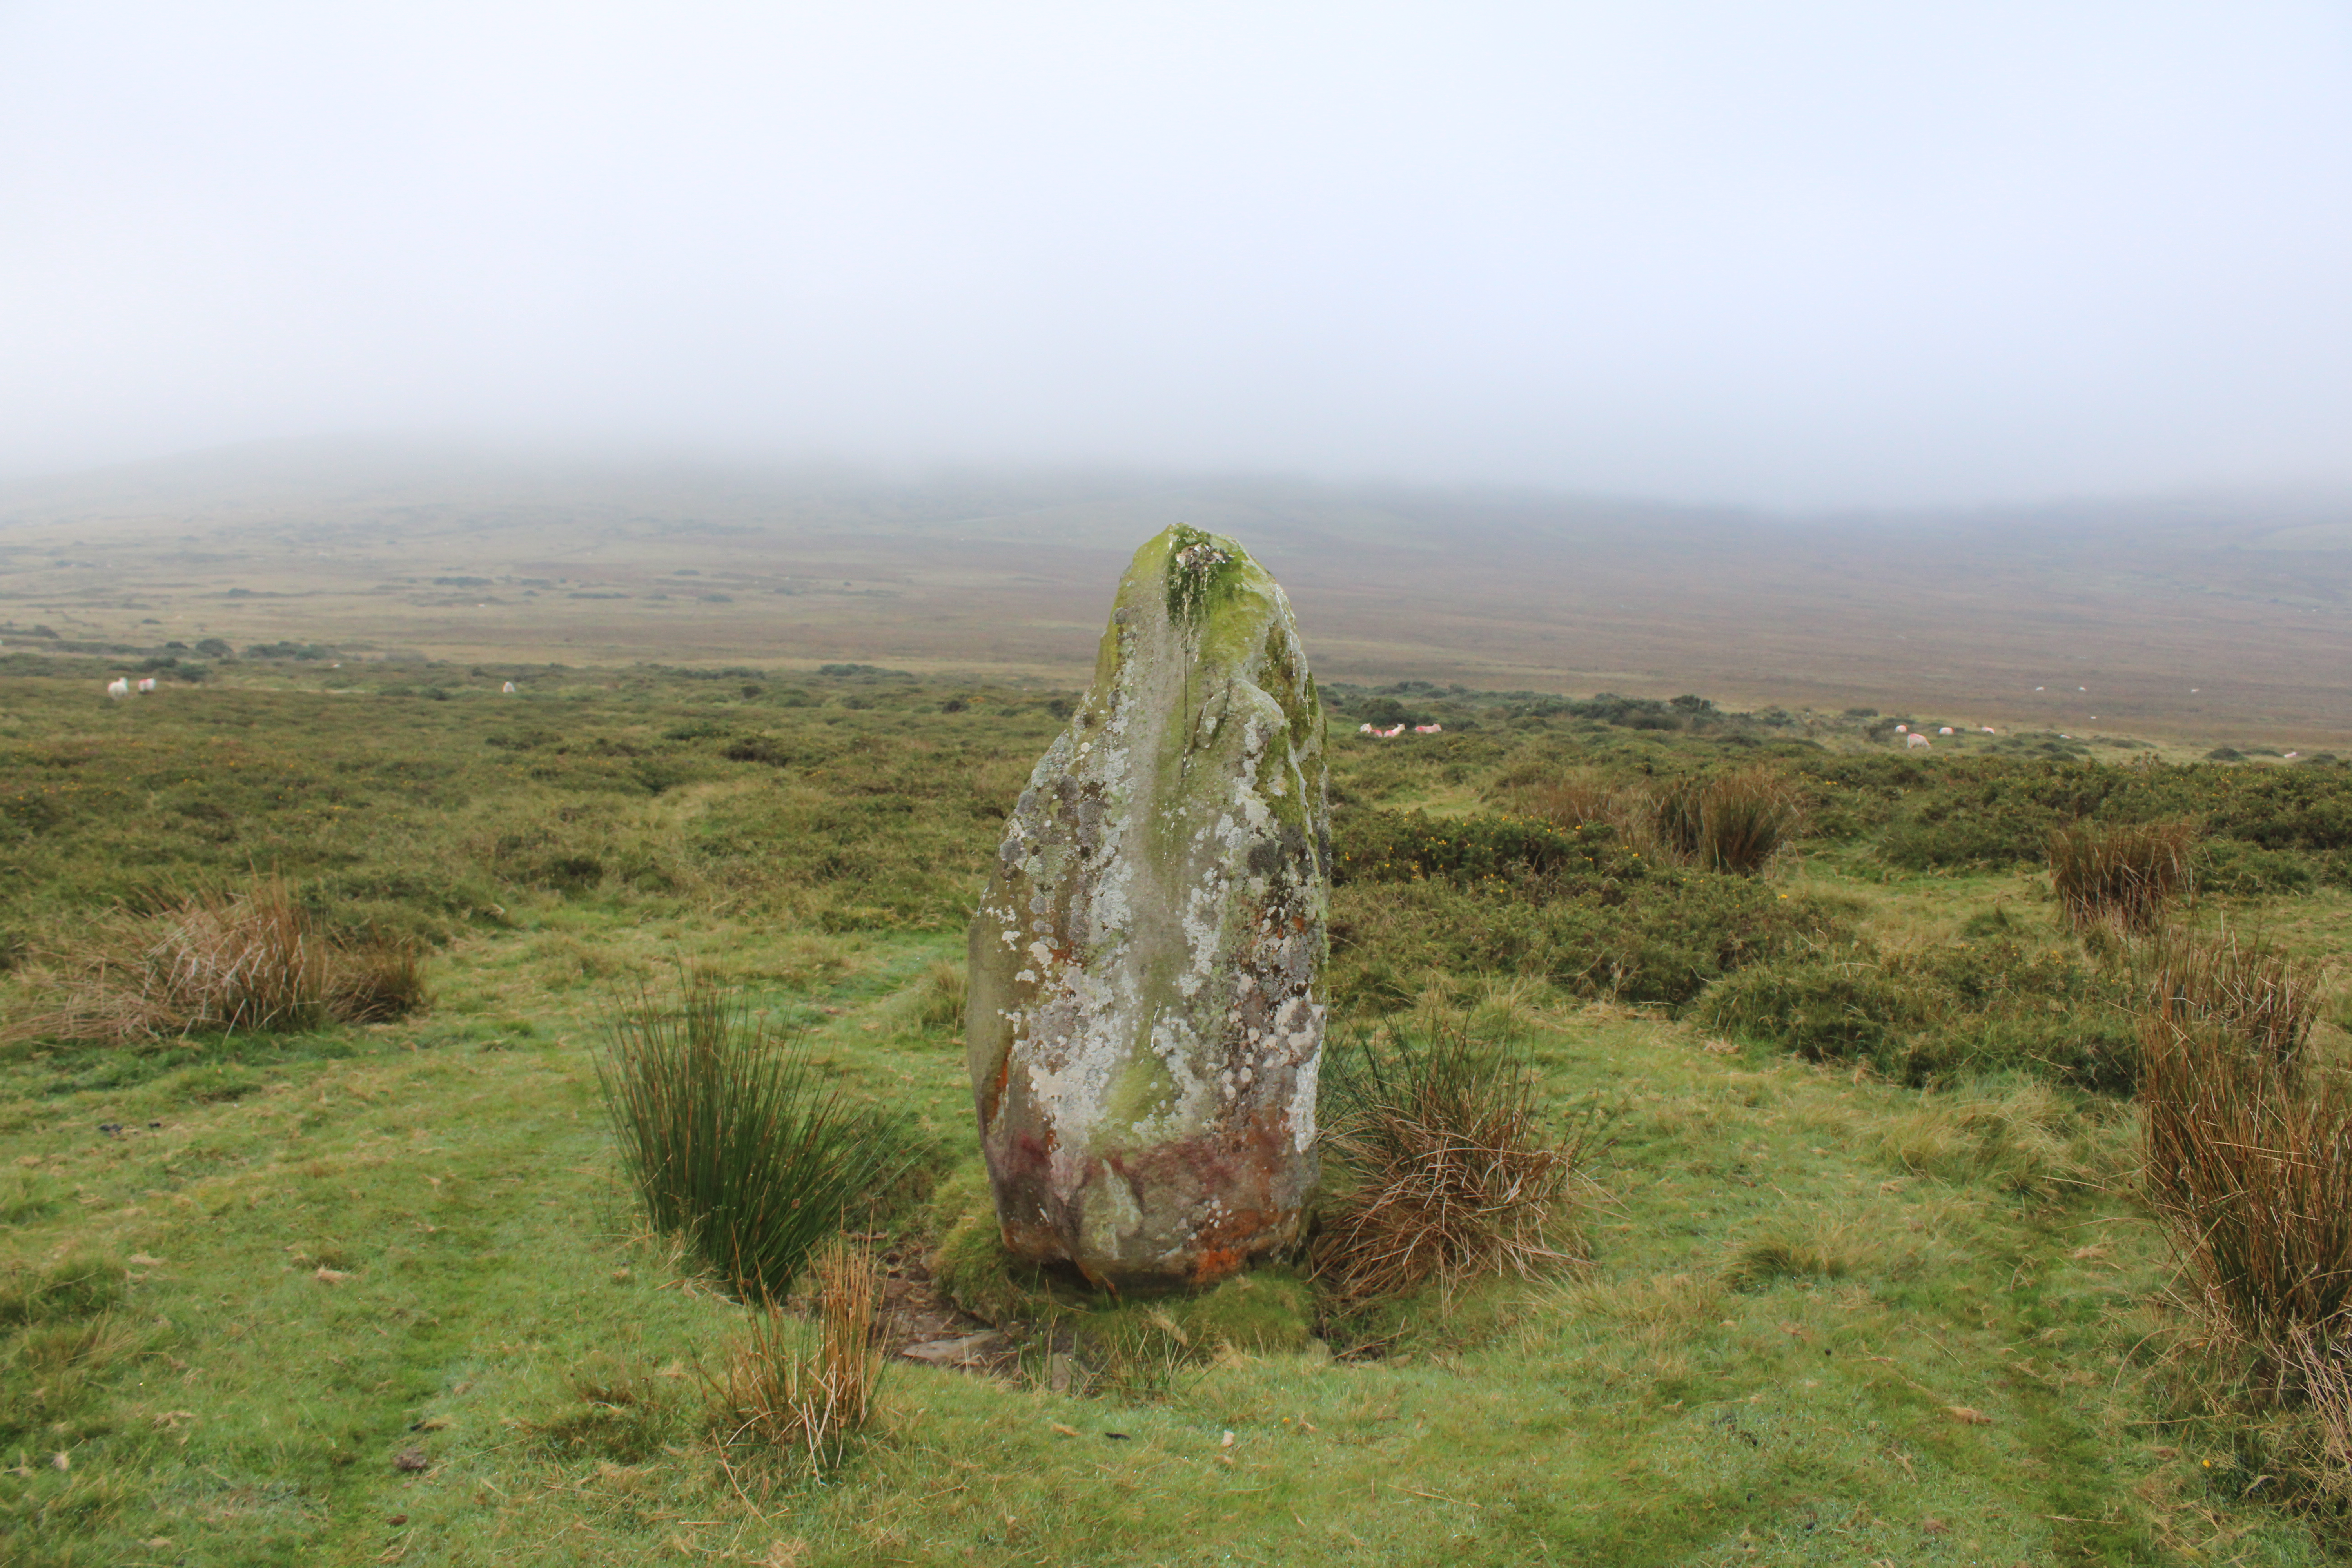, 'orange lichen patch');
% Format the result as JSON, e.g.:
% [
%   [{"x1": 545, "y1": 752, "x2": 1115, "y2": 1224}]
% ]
[{"x1": 1189, "y1": 1245, "x2": 1251, "y2": 1285}]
